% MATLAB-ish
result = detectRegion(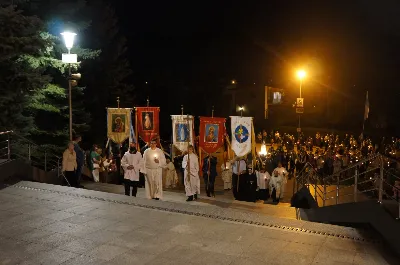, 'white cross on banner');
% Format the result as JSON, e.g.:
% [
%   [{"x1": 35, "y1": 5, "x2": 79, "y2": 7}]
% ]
[{"x1": 230, "y1": 116, "x2": 253, "y2": 157}]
